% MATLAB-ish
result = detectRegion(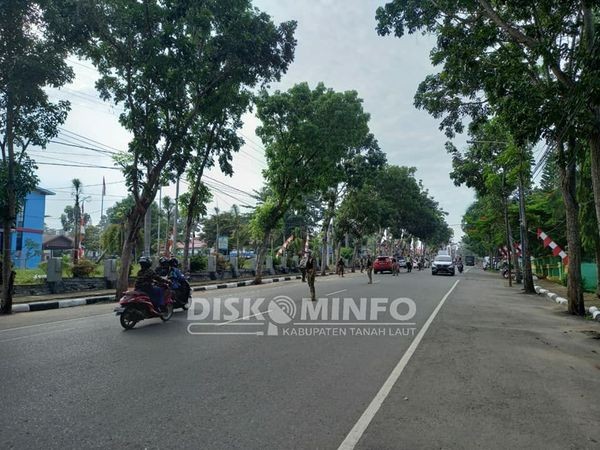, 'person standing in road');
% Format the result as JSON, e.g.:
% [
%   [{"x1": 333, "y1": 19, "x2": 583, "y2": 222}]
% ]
[
  {"x1": 336, "y1": 257, "x2": 345, "y2": 277},
  {"x1": 305, "y1": 251, "x2": 317, "y2": 301},
  {"x1": 366, "y1": 254, "x2": 373, "y2": 284},
  {"x1": 299, "y1": 252, "x2": 308, "y2": 282}
]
